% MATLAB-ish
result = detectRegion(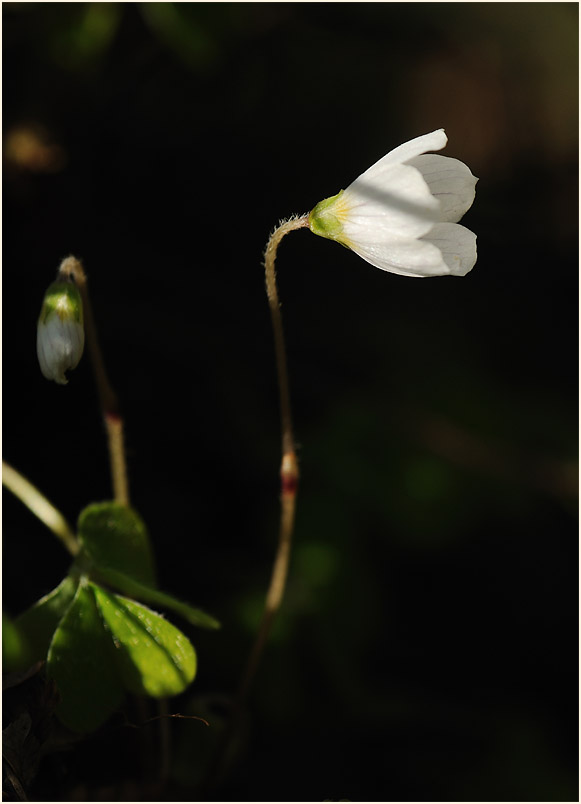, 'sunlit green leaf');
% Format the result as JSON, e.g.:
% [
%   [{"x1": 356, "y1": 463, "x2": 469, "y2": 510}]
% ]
[
  {"x1": 47, "y1": 578, "x2": 124, "y2": 733},
  {"x1": 94, "y1": 565, "x2": 220, "y2": 630},
  {"x1": 91, "y1": 584, "x2": 197, "y2": 698},
  {"x1": 15, "y1": 574, "x2": 78, "y2": 664},
  {"x1": 78, "y1": 501, "x2": 156, "y2": 586}
]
